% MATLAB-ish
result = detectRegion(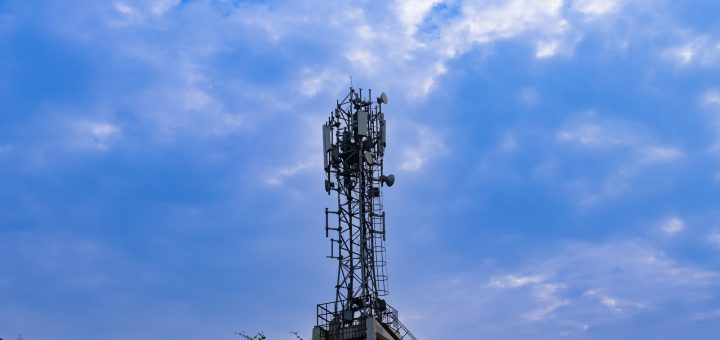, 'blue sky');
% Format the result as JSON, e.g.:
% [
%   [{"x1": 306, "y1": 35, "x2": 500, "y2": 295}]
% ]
[{"x1": 1, "y1": 0, "x2": 720, "y2": 339}]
